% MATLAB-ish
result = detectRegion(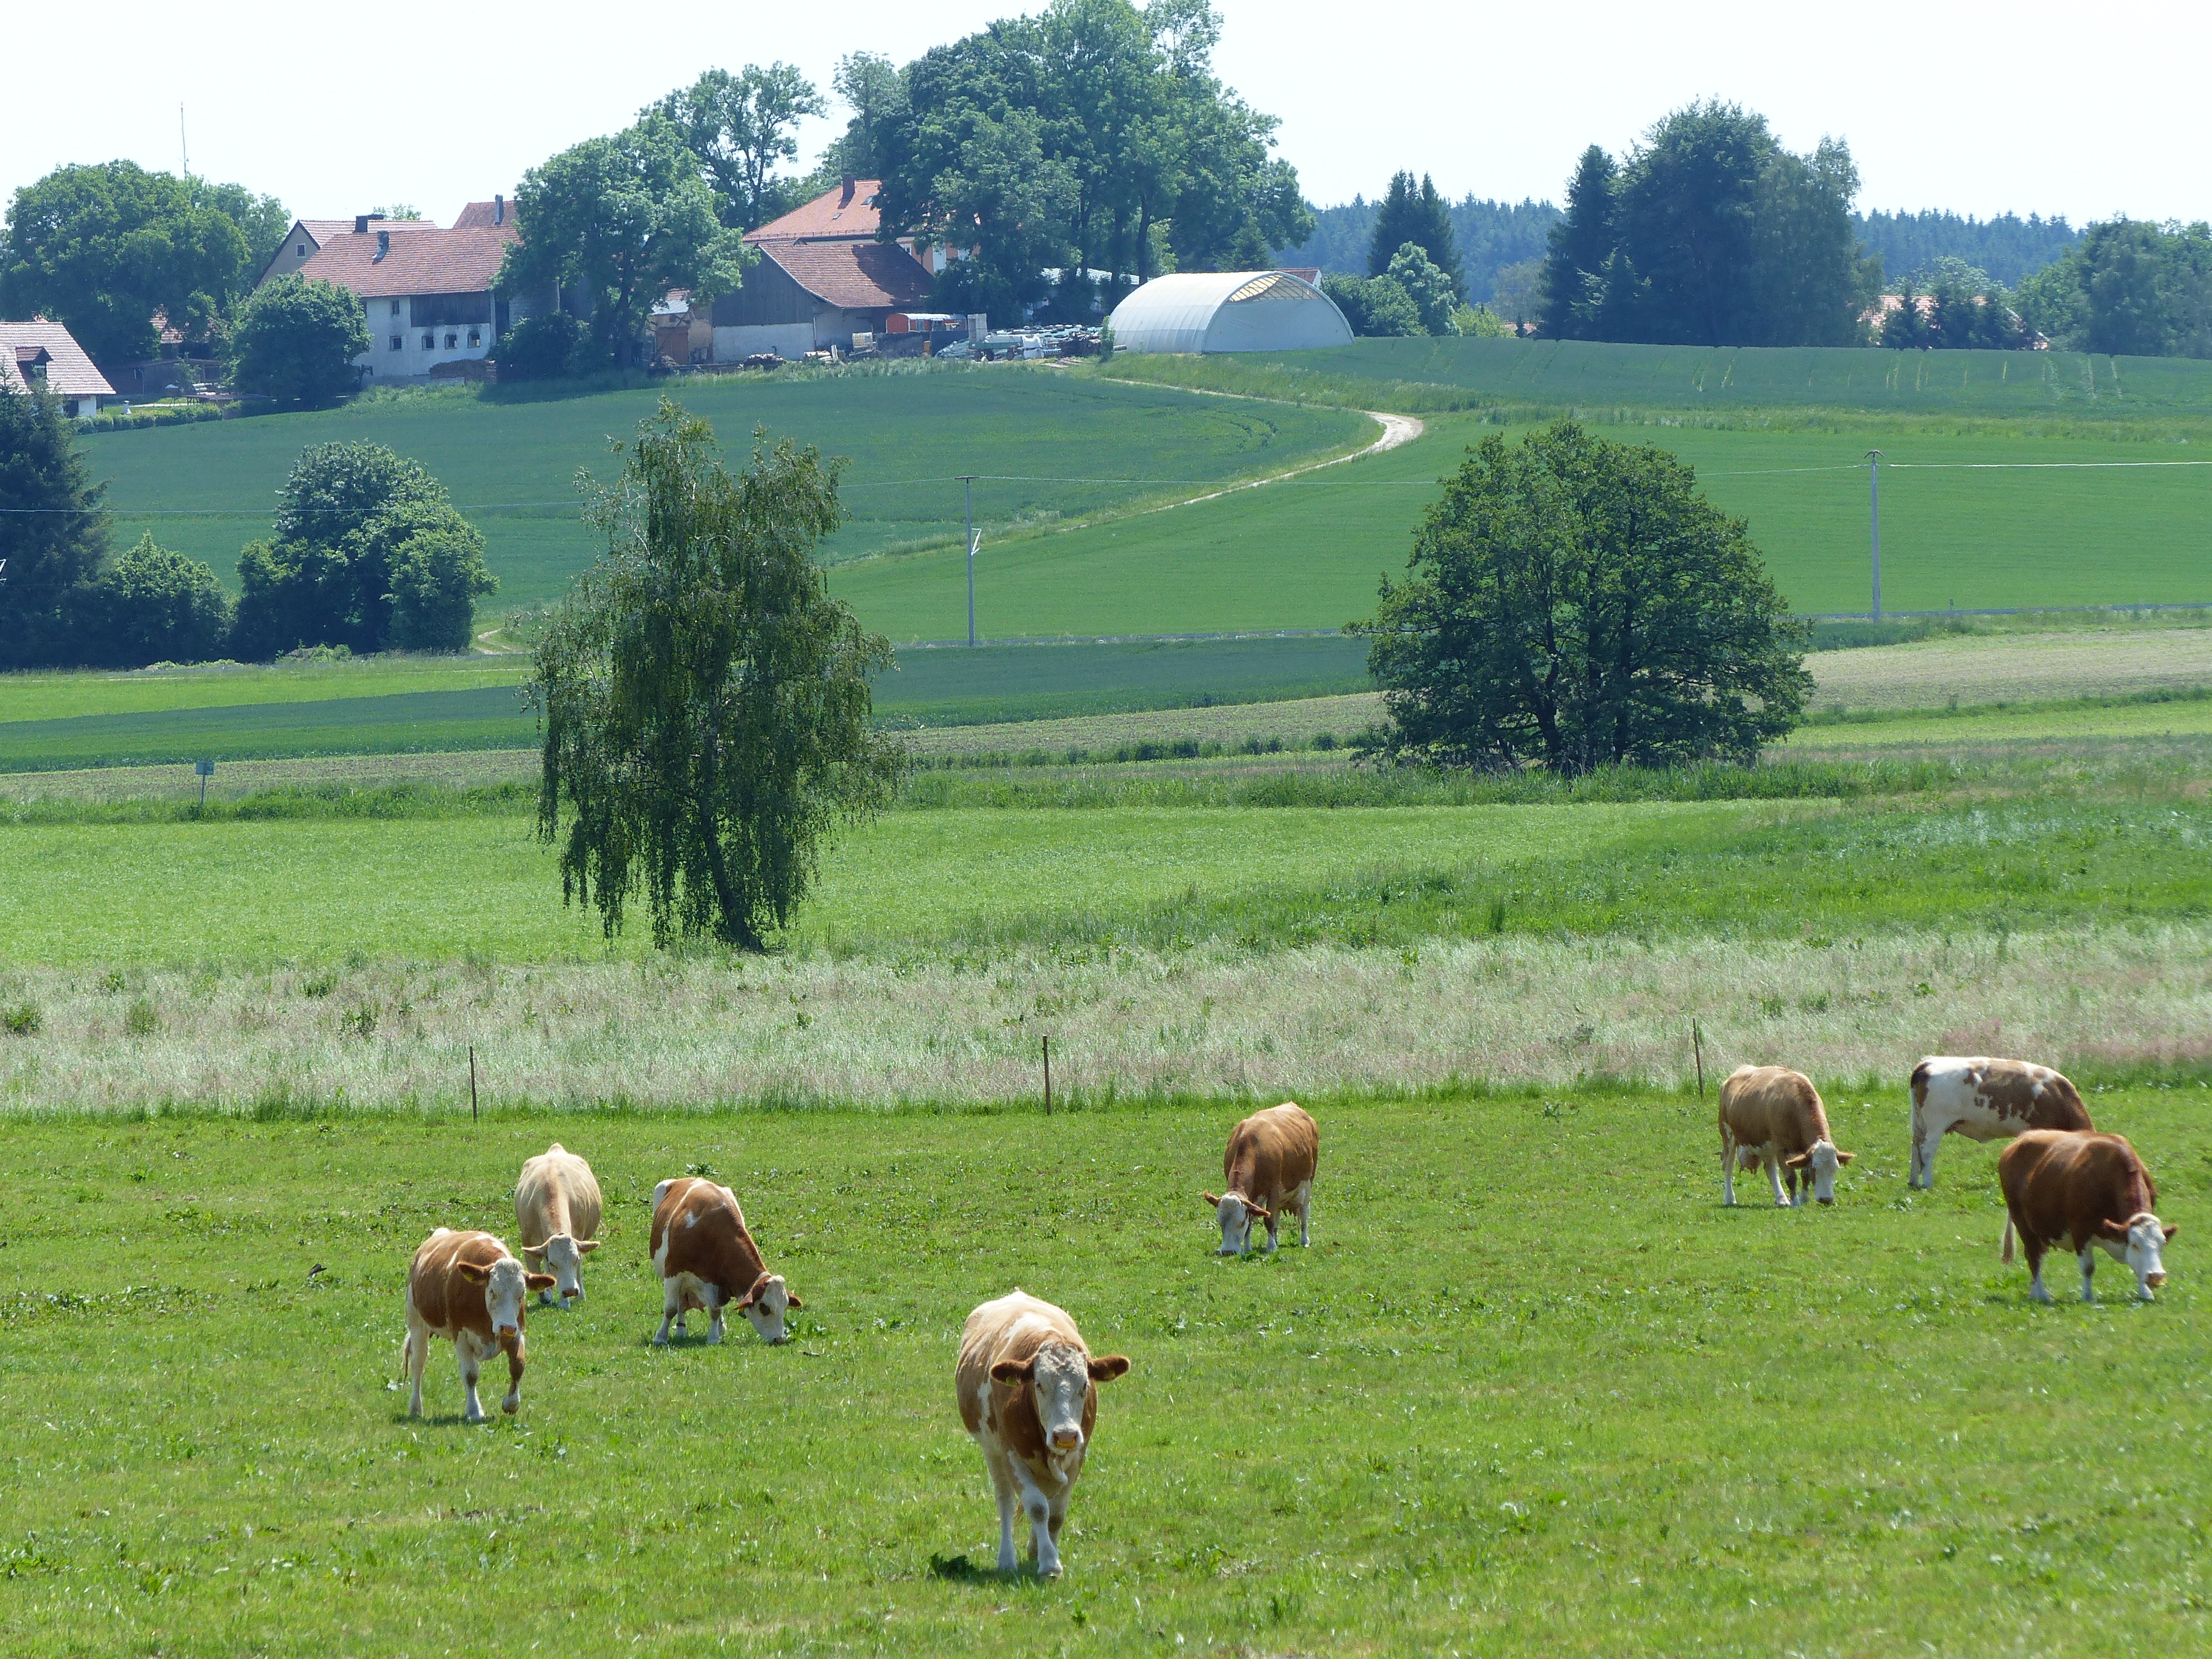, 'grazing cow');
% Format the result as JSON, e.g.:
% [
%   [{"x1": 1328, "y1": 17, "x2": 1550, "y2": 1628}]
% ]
[
  {"x1": 1202, "y1": 1101, "x2": 1319, "y2": 1255},
  {"x1": 2000, "y1": 1130, "x2": 2176, "y2": 1304},
  {"x1": 1908, "y1": 1056, "x2": 2092, "y2": 1188},
  {"x1": 648, "y1": 1176, "x2": 801, "y2": 1346},
  {"x1": 956, "y1": 1290, "x2": 1130, "y2": 1578},
  {"x1": 1718, "y1": 1065, "x2": 1855, "y2": 1207},
  {"x1": 515, "y1": 1142, "x2": 604, "y2": 1308},
  {"x1": 402, "y1": 1229, "x2": 554, "y2": 1422}
]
